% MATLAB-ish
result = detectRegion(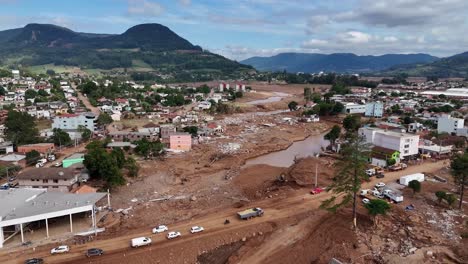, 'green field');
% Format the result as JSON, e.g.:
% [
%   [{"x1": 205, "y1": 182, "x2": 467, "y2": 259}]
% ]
[{"x1": 27, "y1": 64, "x2": 83, "y2": 75}]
